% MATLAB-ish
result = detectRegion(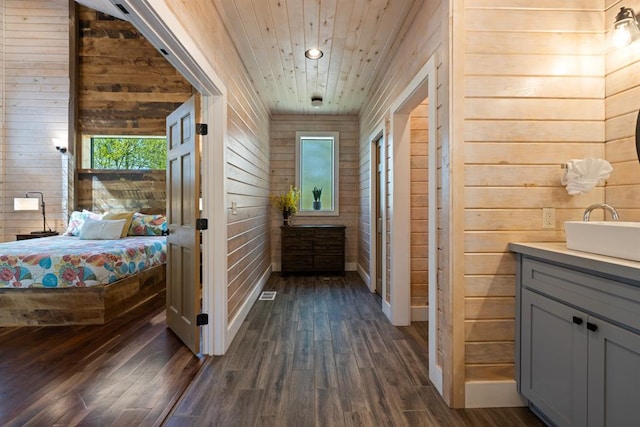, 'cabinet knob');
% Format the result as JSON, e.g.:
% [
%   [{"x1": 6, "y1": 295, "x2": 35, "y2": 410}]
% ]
[
  {"x1": 586, "y1": 322, "x2": 598, "y2": 332},
  {"x1": 572, "y1": 316, "x2": 583, "y2": 325}
]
